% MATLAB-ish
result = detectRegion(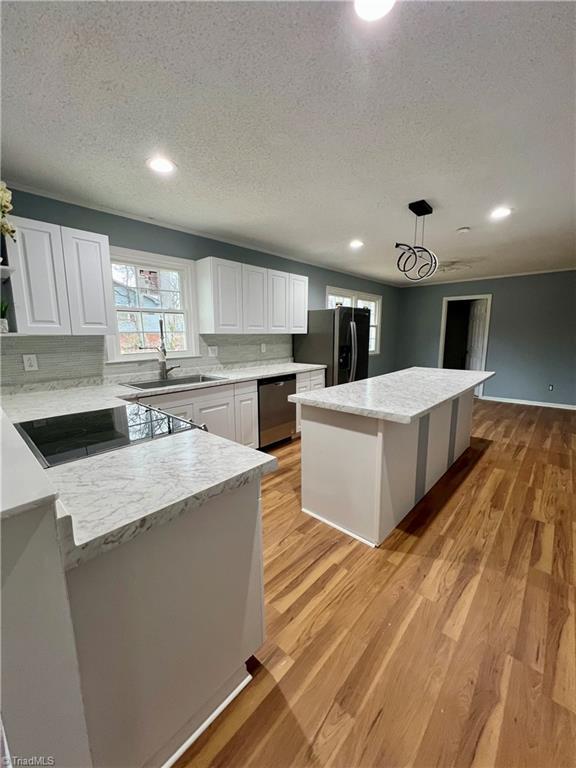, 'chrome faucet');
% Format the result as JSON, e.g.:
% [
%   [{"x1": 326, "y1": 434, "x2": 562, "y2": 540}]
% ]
[{"x1": 140, "y1": 318, "x2": 181, "y2": 380}]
